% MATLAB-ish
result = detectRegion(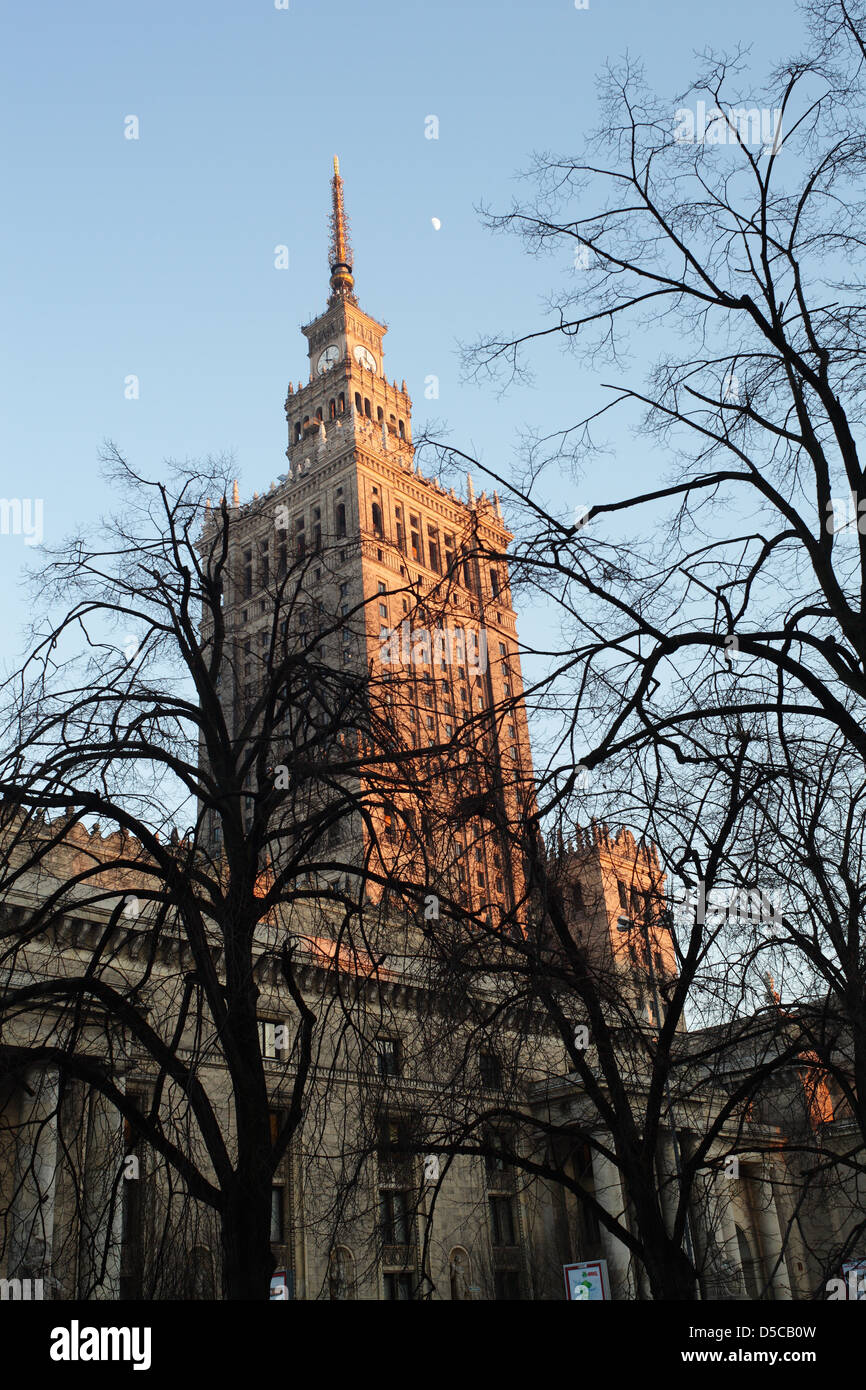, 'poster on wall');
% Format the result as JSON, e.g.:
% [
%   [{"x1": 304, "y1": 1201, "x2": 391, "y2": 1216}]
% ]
[{"x1": 564, "y1": 1259, "x2": 611, "y2": 1301}]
